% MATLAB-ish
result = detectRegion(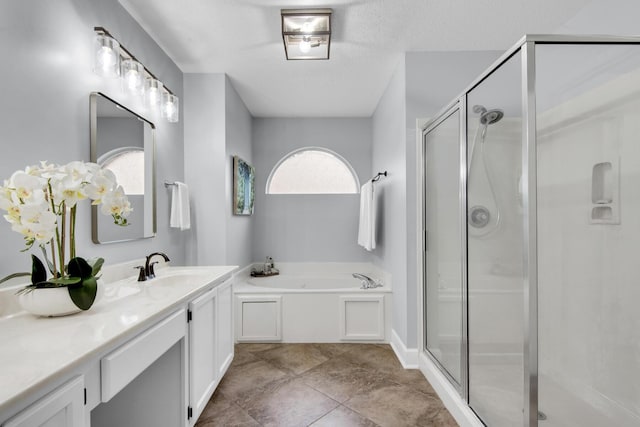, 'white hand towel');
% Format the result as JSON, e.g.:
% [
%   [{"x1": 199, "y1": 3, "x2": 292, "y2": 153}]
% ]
[
  {"x1": 357, "y1": 181, "x2": 376, "y2": 251},
  {"x1": 170, "y1": 182, "x2": 191, "y2": 230}
]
